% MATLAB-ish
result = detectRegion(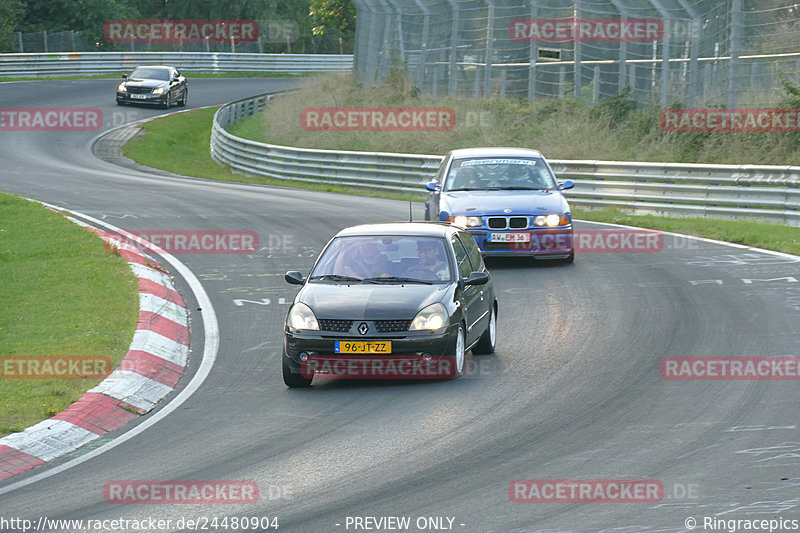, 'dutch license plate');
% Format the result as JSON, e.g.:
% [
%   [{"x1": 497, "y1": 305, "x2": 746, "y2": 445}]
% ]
[
  {"x1": 490, "y1": 232, "x2": 530, "y2": 243},
  {"x1": 335, "y1": 341, "x2": 392, "y2": 354},
  {"x1": 131, "y1": 94, "x2": 148, "y2": 99}
]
